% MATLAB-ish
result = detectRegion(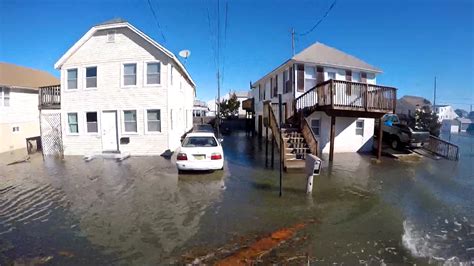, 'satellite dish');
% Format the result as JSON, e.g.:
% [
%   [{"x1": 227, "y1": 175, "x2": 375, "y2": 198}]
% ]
[{"x1": 179, "y1": 50, "x2": 191, "y2": 59}]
